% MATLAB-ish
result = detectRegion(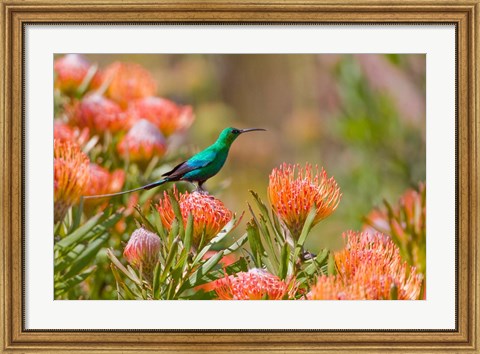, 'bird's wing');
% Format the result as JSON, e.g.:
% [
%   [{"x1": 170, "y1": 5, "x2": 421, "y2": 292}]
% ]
[{"x1": 162, "y1": 150, "x2": 217, "y2": 180}]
